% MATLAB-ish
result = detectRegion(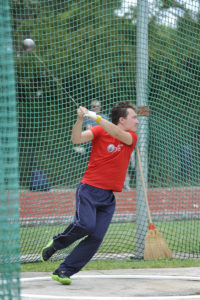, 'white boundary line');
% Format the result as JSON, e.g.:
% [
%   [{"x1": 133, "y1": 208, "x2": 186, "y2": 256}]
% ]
[
  {"x1": 20, "y1": 295, "x2": 200, "y2": 300},
  {"x1": 21, "y1": 274, "x2": 200, "y2": 282}
]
